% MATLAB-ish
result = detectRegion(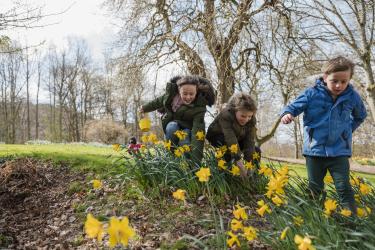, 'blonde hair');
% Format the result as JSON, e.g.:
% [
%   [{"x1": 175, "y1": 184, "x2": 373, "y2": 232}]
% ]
[
  {"x1": 322, "y1": 56, "x2": 355, "y2": 77},
  {"x1": 228, "y1": 92, "x2": 257, "y2": 112}
]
